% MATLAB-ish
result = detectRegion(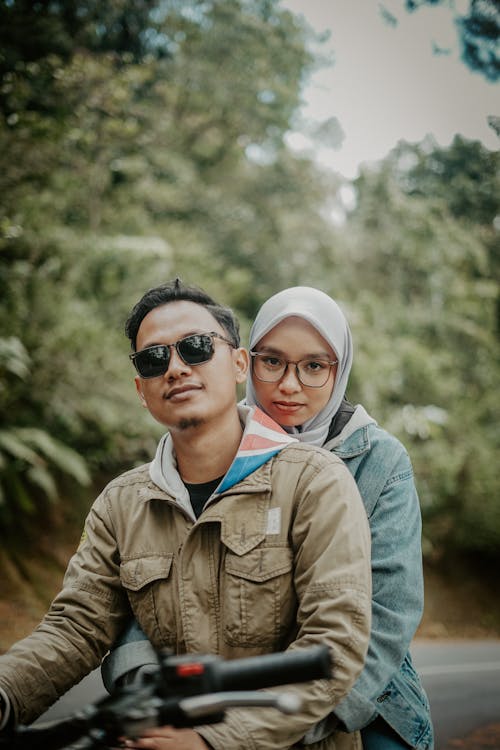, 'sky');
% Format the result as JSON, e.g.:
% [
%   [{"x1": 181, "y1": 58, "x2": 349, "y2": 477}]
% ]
[{"x1": 281, "y1": 0, "x2": 499, "y2": 180}]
